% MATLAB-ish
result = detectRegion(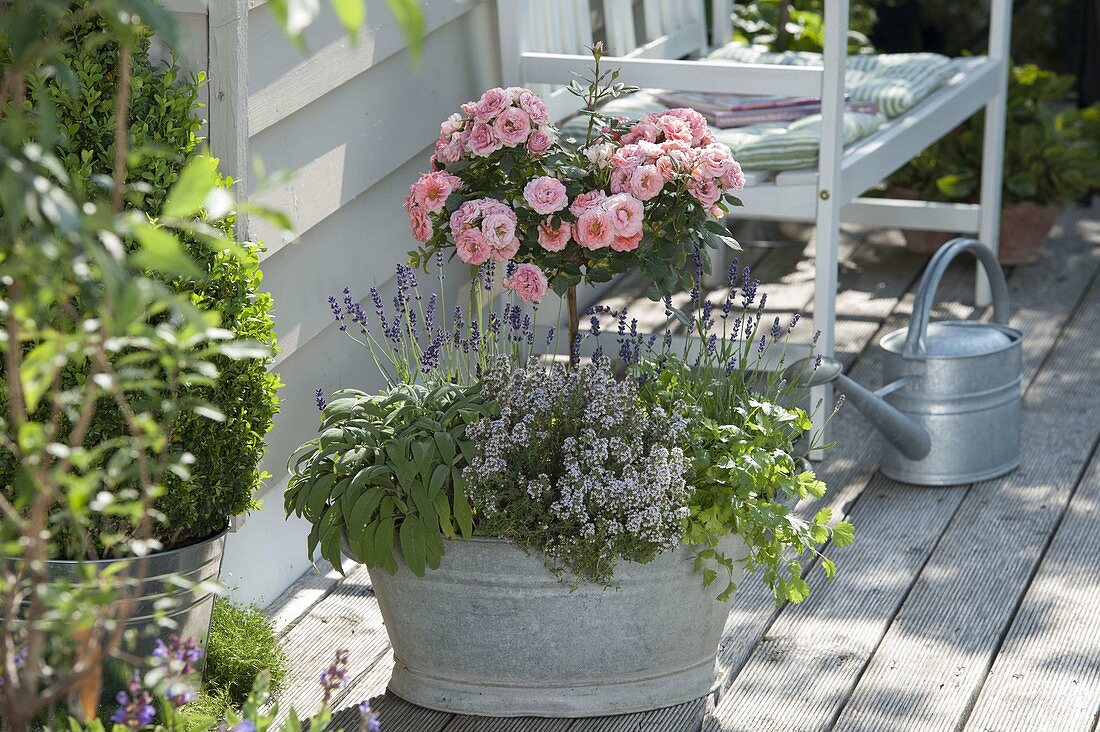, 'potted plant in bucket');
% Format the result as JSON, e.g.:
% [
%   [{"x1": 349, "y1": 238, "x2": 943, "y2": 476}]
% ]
[
  {"x1": 286, "y1": 54, "x2": 853, "y2": 717},
  {"x1": 0, "y1": 7, "x2": 279, "y2": 681},
  {"x1": 889, "y1": 64, "x2": 1100, "y2": 264}
]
